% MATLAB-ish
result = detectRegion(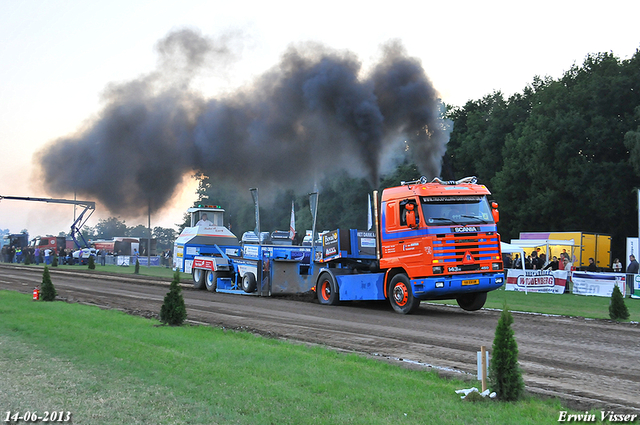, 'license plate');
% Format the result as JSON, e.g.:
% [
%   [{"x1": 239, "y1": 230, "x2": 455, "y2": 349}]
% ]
[{"x1": 462, "y1": 279, "x2": 479, "y2": 286}]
